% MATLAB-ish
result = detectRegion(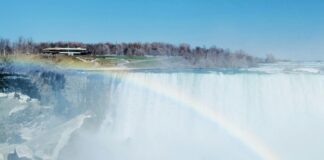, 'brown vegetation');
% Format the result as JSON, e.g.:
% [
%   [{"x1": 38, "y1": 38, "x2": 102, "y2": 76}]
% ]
[{"x1": 0, "y1": 37, "x2": 270, "y2": 67}]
